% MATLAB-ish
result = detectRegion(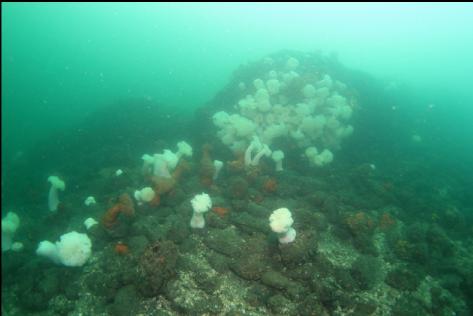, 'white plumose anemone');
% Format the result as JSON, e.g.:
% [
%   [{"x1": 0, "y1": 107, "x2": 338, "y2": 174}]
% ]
[
  {"x1": 211, "y1": 55, "x2": 357, "y2": 171},
  {"x1": 48, "y1": 176, "x2": 65, "y2": 212},
  {"x1": 84, "y1": 196, "x2": 96, "y2": 206},
  {"x1": 36, "y1": 231, "x2": 92, "y2": 267},
  {"x1": 190, "y1": 193, "x2": 212, "y2": 229},
  {"x1": 134, "y1": 187, "x2": 156, "y2": 205},
  {"x1": 2, "y1": 212, "x2": 20, "y2": 252},
  {"x1": 305, "y1": 147, "x2": 333, "y2": 167},
  {"x1": 251, "y1": 144, "x2": 272, "y2": 166},
  {"x1": 213, "y1": 160, "x2": 224, "y2": 180},
  {"x1": 142, "y1": 154, "x2": 155, "y2": 174},
  {"x1": 84, "y1": 218, "x2": 98, "y2": 230},
  {"x1": 176, "y1": 141, "x2": 193, "y2": 159},
  {"x1": 11, "y1": 242, "x2": 24, "y2": 252},
  {"x1": 152, "y1": 154, "x2": 172, "y2": 178},
  {"x1": 36, "y1": 241, "x2": 60, "y2": 264},
  {"x1": 271, "y1": 150, "x2": 285, "y2": 172},
  {"x1": 269, "y1": 208, "x2": 297, "y2": 244}
]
